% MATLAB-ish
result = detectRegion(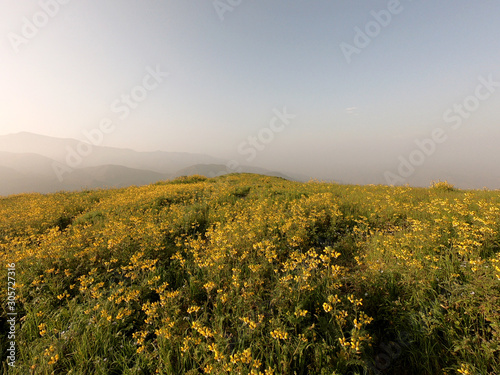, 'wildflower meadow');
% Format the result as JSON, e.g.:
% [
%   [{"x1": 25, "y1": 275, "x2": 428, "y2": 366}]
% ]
[{"x1": 1, "y1": 174, "x2": 499, "y2": 374}]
